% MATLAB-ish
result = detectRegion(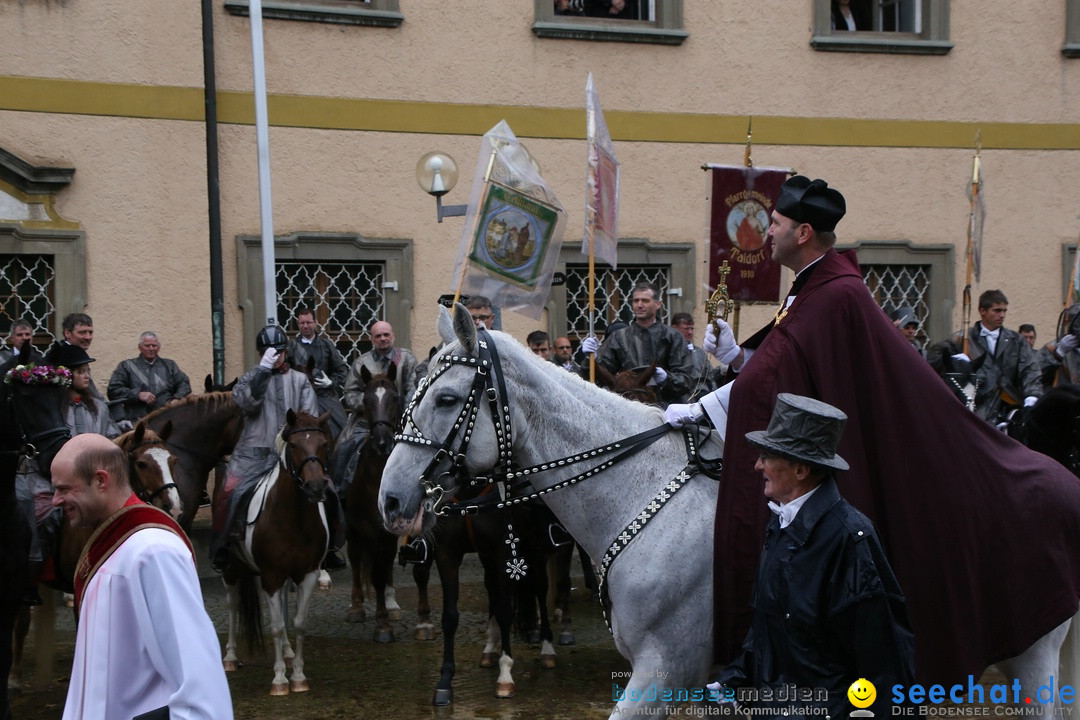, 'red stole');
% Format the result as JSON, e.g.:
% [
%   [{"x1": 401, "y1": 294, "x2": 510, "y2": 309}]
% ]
[{"x1": 74, "y1": 493, "x2": 194, "y2": 614}]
